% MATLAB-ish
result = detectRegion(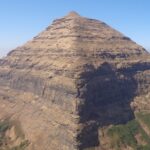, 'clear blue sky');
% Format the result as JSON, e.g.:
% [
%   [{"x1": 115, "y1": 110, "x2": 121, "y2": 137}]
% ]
[{"x1": 0, "y1": 0, "x2": 150, "y2": 57}]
